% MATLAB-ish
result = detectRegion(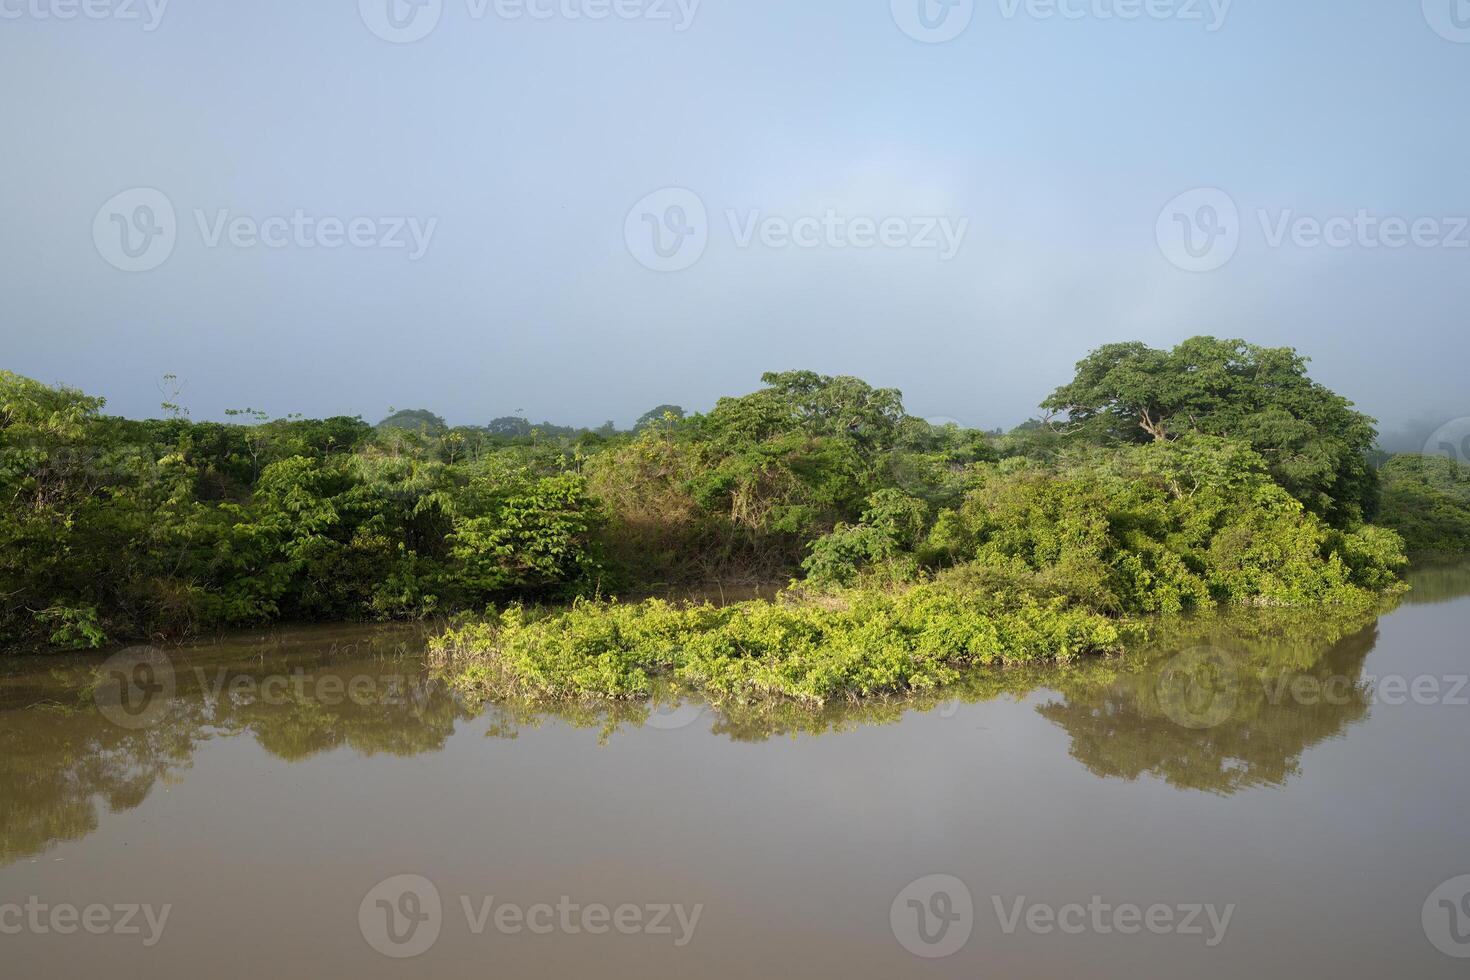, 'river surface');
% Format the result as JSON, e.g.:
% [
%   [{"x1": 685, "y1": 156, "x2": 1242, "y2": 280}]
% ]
[{"x1": 3, "y1": 564, "x2": 1470, "y2": 977}]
